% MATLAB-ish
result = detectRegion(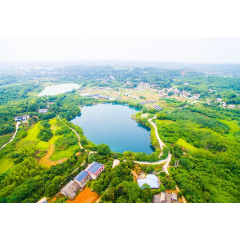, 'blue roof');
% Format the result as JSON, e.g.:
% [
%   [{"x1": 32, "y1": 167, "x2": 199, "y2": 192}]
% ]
[
  {"x1": 74, "y1": 171, "x2": 89, "y2": 182},
  {"x1": 41, "y1": 200, "x2": 48, "y2": 203},
  {"x1": 137, "y1": 174, "x2": 160, "y2": 189},
  {"x1": 86, "y1": 162, "x2": 103, "y2": 175}
]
